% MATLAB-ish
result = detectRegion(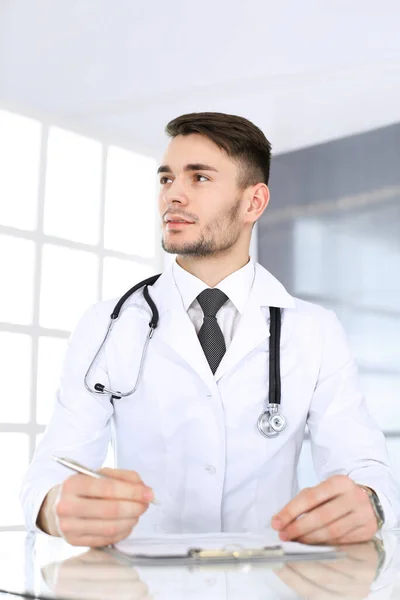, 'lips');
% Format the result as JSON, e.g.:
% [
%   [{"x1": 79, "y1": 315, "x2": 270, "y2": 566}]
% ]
[
  {"x1": 168, "y1": 220, "x2": 190, "y2": 223},
  {"x1": 166, "y1": 220, "x2": 193, "y2": 229},
  {"x1": 165, "y1": 215, "x2": 195, "y2": 224}
]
